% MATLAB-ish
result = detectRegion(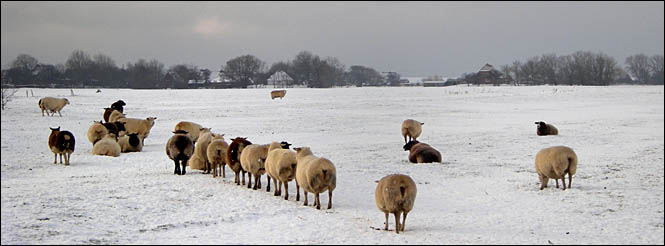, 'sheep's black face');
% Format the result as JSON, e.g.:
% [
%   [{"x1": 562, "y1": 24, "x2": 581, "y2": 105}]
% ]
[
  {"x1": 280, "y1": 141, "x2": 292, "y2": 149},
  {"x1": 403, "y1": 140, "x2": 419, "y2": 151},
  {"x1": 116, "y1": 100, "x2": 126, "y2": 106}
]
